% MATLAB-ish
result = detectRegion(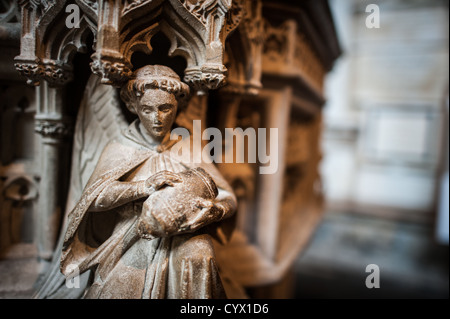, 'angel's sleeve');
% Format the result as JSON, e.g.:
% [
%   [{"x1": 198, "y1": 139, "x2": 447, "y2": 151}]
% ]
[{"x1": 88, "y1": 179, "x2": 148, "y2": 212}]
